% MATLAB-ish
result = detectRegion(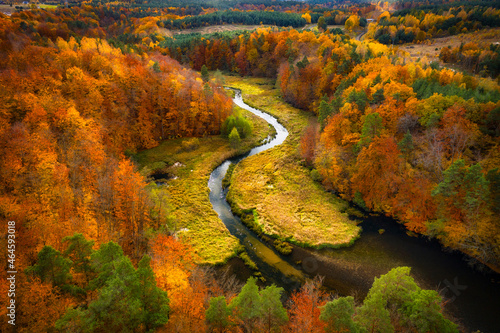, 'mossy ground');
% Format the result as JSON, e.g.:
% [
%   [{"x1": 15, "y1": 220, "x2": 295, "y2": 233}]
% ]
[
  {"x1": 224, "y1": 76, "x2": 361, "y2": 248},
  {"x1": 134, "y1": 100, "x2": 272, "y2": 265}
]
